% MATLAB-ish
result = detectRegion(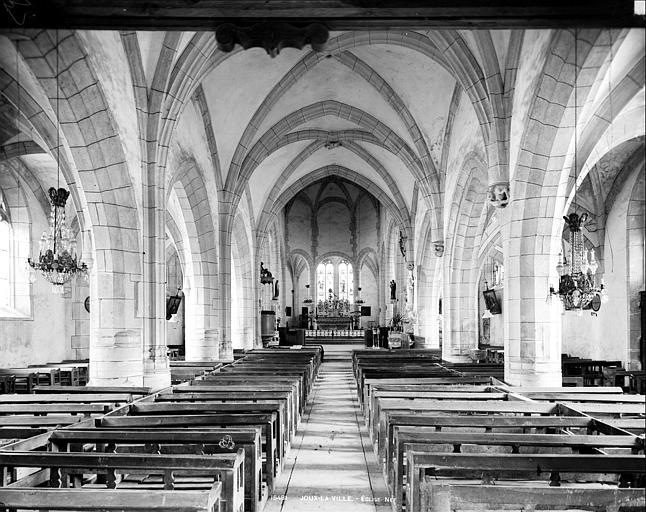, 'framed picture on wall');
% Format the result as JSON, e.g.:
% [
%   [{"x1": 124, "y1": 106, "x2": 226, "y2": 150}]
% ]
[{"x1": 482, "y1": 289, "x2": 501, "y2": 315}]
